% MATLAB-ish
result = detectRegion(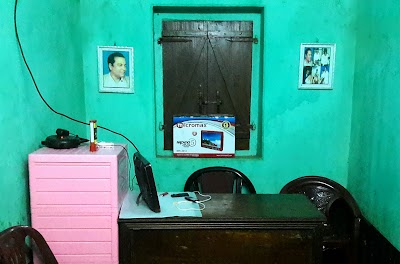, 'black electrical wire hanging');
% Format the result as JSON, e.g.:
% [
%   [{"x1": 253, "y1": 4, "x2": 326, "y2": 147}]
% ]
[{"x1": 13, "y1": 0, "x2": 139, "y2": 153}]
